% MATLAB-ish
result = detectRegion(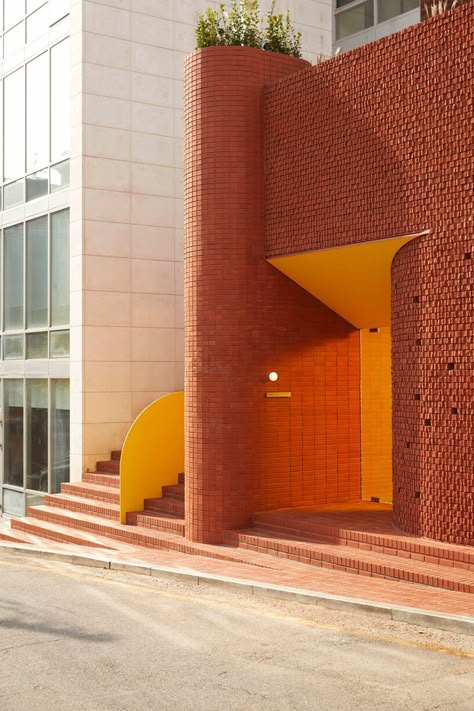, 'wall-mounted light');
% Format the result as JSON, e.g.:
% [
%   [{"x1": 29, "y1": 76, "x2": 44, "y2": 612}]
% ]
[{"x1": 268, "y1": 372, "x2": 278, "y2": 382}]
